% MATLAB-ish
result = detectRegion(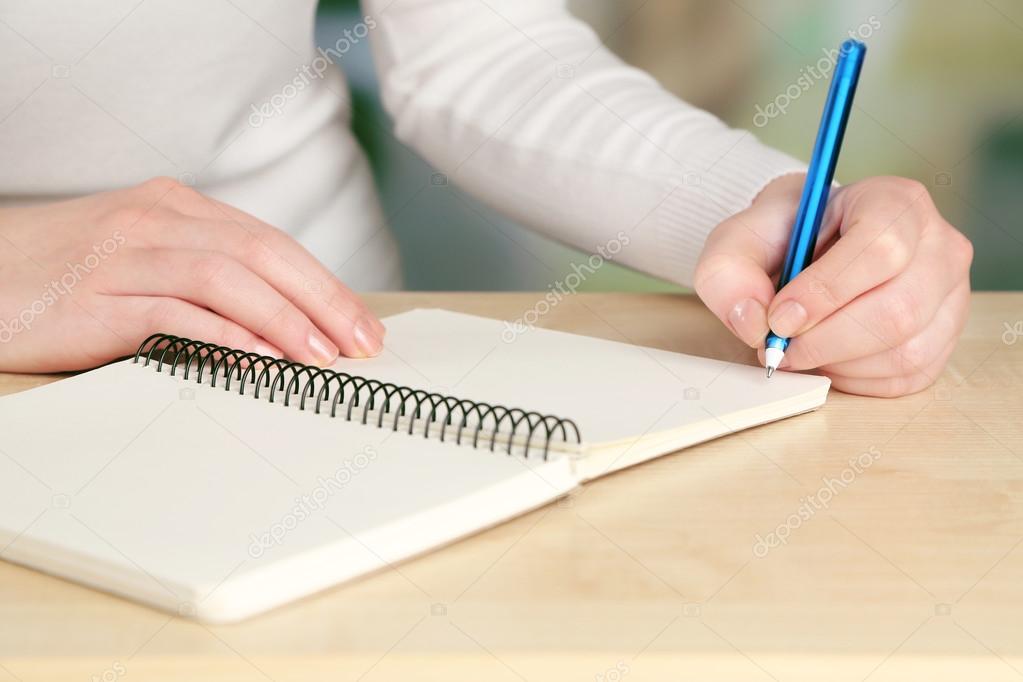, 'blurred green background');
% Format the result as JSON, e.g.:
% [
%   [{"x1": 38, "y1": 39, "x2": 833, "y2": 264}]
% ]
[{"x1": 318, "y1": 0, "x2": 1023, "y2": 291}]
